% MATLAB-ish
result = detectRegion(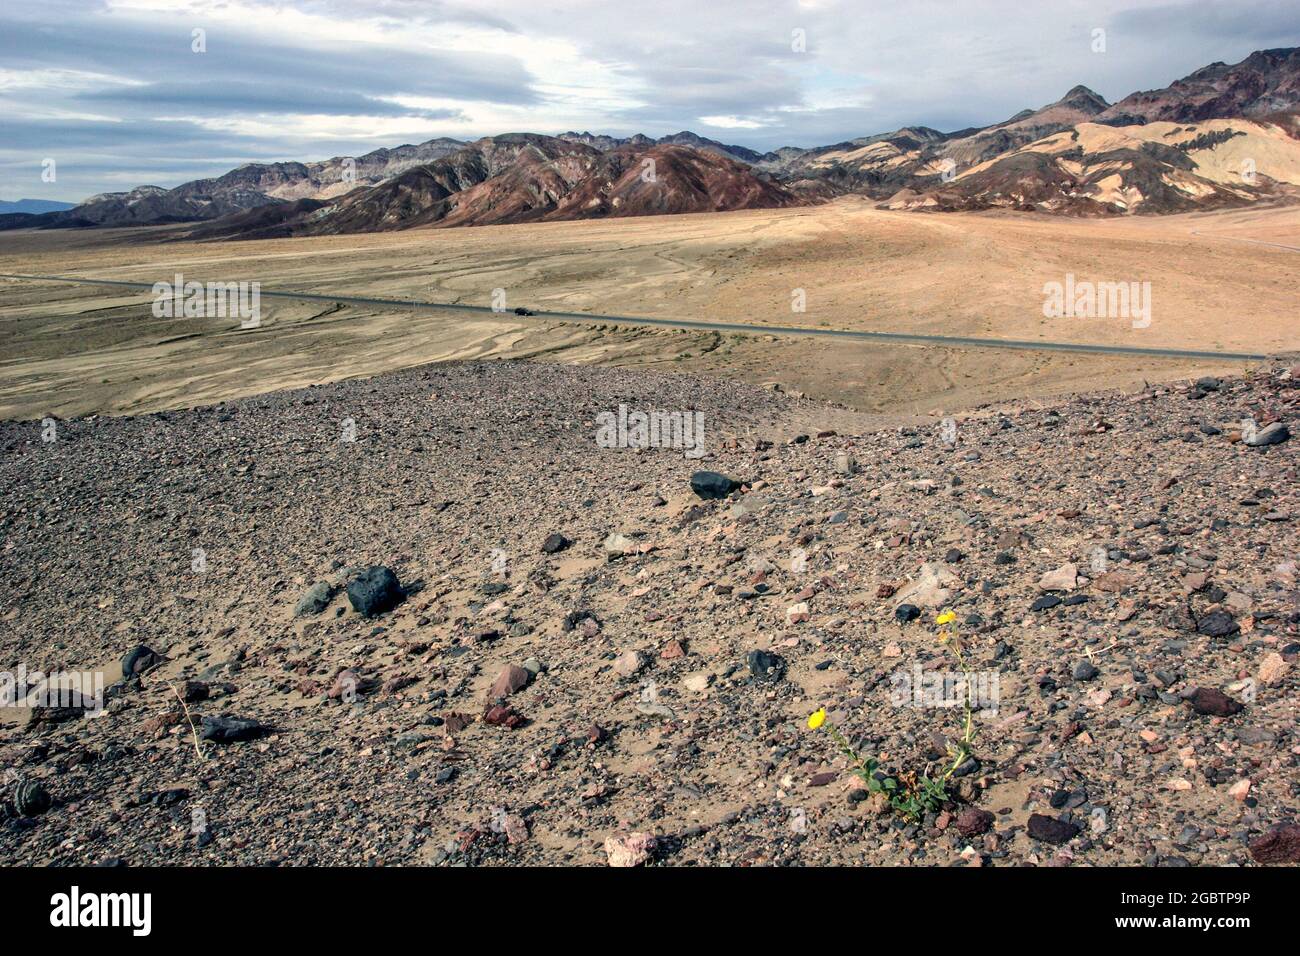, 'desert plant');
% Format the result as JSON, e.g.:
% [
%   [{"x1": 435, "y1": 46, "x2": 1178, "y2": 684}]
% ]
[{"x1": 807, "y1": 608, "x2": 977, "y2": 820}]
